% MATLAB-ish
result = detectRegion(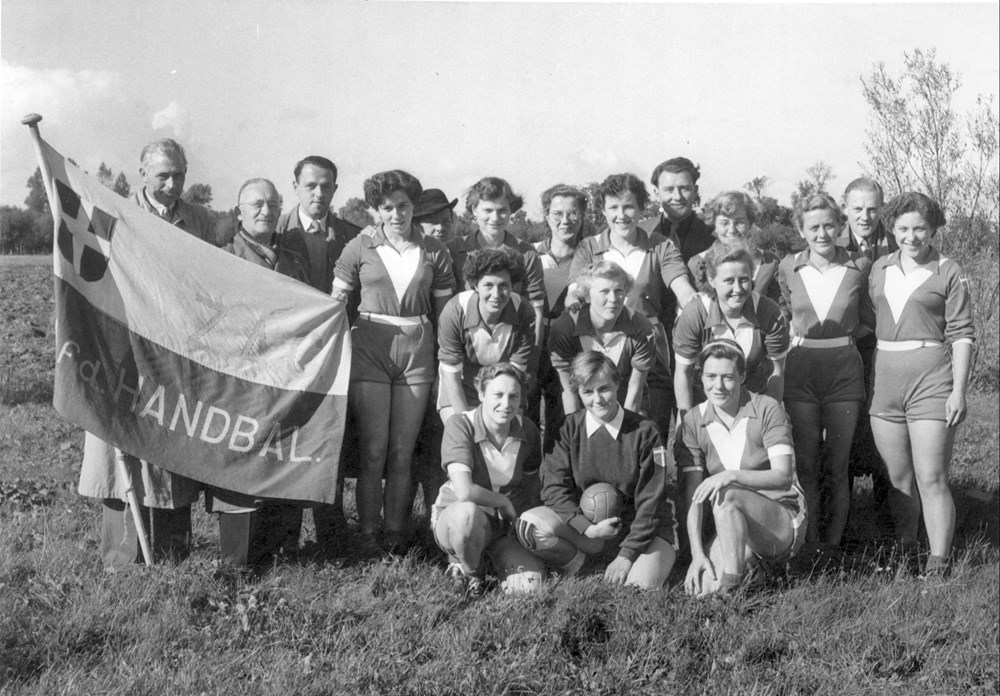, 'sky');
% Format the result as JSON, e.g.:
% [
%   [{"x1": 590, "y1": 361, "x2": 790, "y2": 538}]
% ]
[{"x1": 2, "y1": 1, "x2": 998, "y2": 220}]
